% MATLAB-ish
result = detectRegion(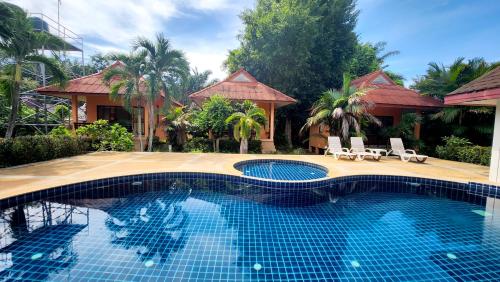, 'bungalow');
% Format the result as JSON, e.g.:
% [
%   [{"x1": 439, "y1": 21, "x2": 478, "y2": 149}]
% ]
[
  {"x1": 189, "y1": 68, "x2": 296, "y2": 153},
  {"x1": 308, "y1": 70, "x2": 443, "y2": 153},
  {"x1": 37, "y1": 61, "x2": 182, "y2": 148},
  {"x1": 445, "y1": 66, "x2": 500, "y2": 182}
]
